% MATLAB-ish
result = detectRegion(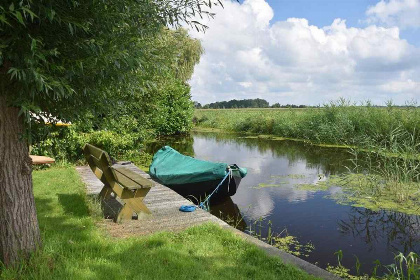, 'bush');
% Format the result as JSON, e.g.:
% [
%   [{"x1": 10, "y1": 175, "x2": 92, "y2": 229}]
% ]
[{"x1": 31, "y1": 124, "x2": 144, "y2": 162}]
